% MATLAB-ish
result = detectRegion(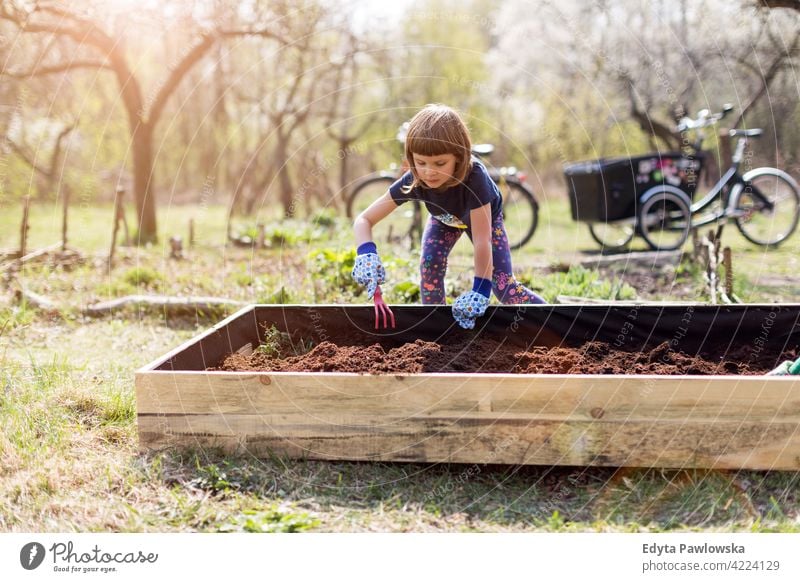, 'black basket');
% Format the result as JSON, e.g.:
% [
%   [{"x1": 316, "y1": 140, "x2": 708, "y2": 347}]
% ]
[{"x1": 564, "y1": 152, "x2": 703, "y2": 223}]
